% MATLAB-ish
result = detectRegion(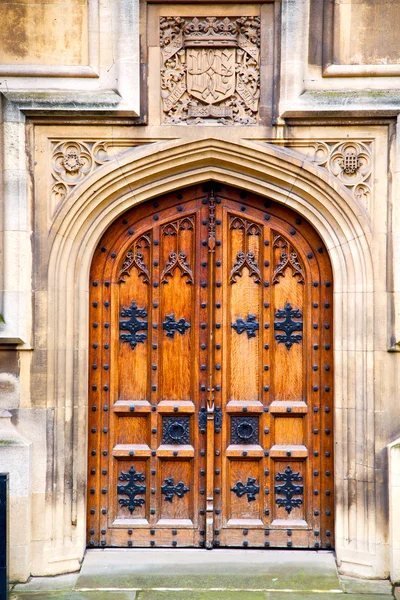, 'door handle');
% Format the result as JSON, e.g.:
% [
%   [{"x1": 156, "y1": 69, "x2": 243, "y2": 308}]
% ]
[
  {"x1": 199, "y1": 408, "x2": 207, "y2": 434},
  {"x1": 214, "y1": 407, "x2": 222, "y2": 434}
]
